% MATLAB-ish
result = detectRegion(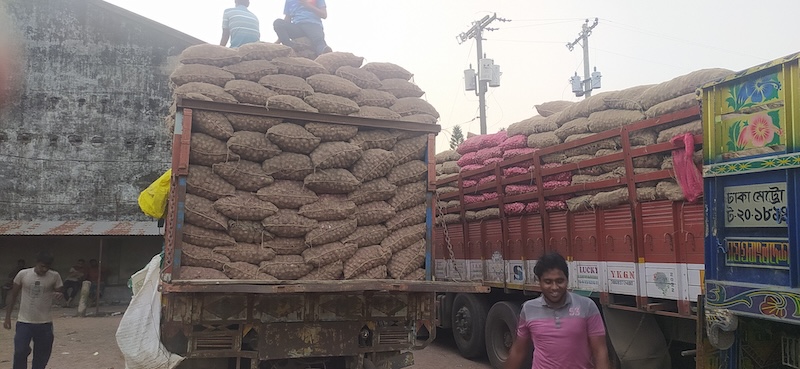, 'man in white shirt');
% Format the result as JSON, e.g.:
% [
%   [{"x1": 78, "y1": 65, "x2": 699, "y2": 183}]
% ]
[{"x1": 3, "y1": 253, "x2": 63, "y2": 369}]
